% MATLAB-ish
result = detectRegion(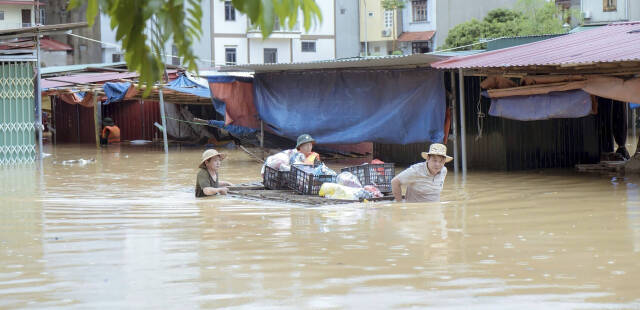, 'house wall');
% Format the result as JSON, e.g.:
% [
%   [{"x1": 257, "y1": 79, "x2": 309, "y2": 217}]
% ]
[
  {"x1": 0, "y1": 4, "x2": 34, "y2": 30},
  {"x1": 46, "y1": 0, "x2": 103, "y2": 64},
  {"x1": 401, "y1": 0, "x2": 437, "y2": 33},
  {"x1": 335, "y1": 0, "x2": 360, "y2": 58},
  {"x1": 581, "y1": 0, "x2": 635, "y2": 23}
]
